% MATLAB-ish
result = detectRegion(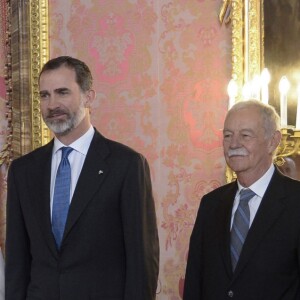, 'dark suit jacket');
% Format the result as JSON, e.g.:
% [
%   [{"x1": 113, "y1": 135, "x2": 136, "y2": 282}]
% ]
[
  {"x1": 5, "y1": 130, "x2": 159, "y2": 300},
  {"x1": 183, "y1": 168, "x2": 300, "y2": 300}
]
